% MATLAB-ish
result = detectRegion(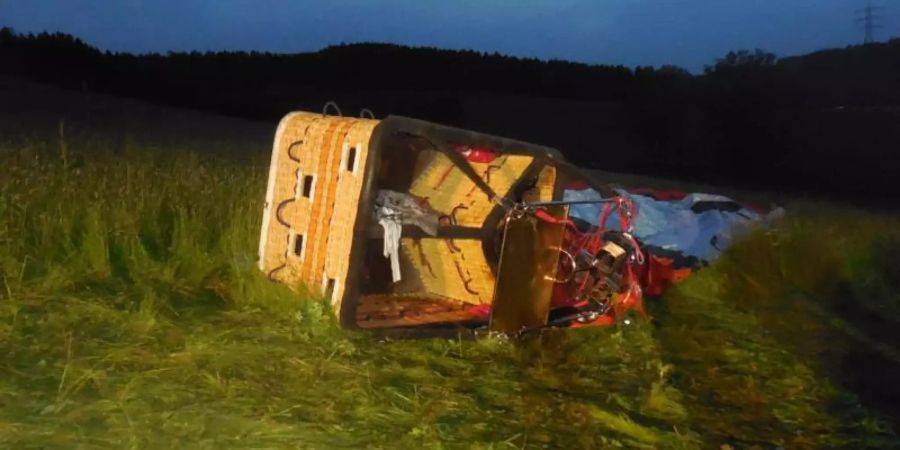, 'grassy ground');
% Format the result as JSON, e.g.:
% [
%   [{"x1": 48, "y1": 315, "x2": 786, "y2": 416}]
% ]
[{"x1": 2, "y1": 116, "x2": 900, "y2": 448}]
